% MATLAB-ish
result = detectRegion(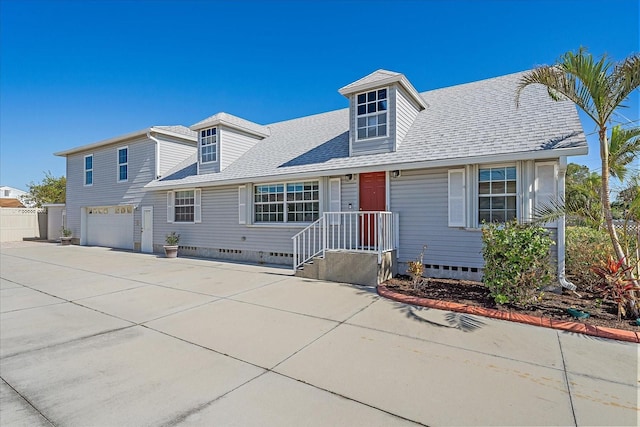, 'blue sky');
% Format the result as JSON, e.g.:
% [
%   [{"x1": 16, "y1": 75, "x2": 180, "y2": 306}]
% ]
[{"x1": 1, "y1": 0, "x2": 638, "y2": 192}]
